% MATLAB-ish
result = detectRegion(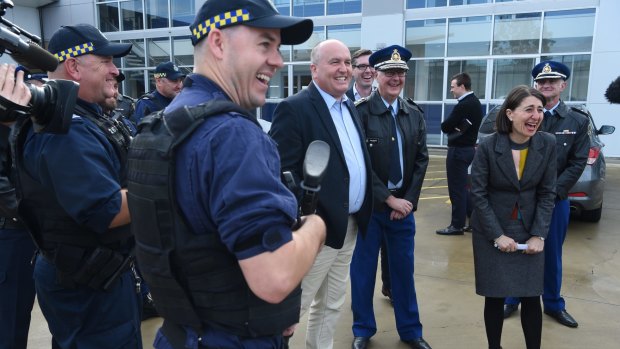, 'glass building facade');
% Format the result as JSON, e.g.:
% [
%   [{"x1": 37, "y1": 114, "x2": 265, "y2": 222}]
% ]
[{"x1": 94, "y1": 0, "x2": 598, "y2": 146}]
